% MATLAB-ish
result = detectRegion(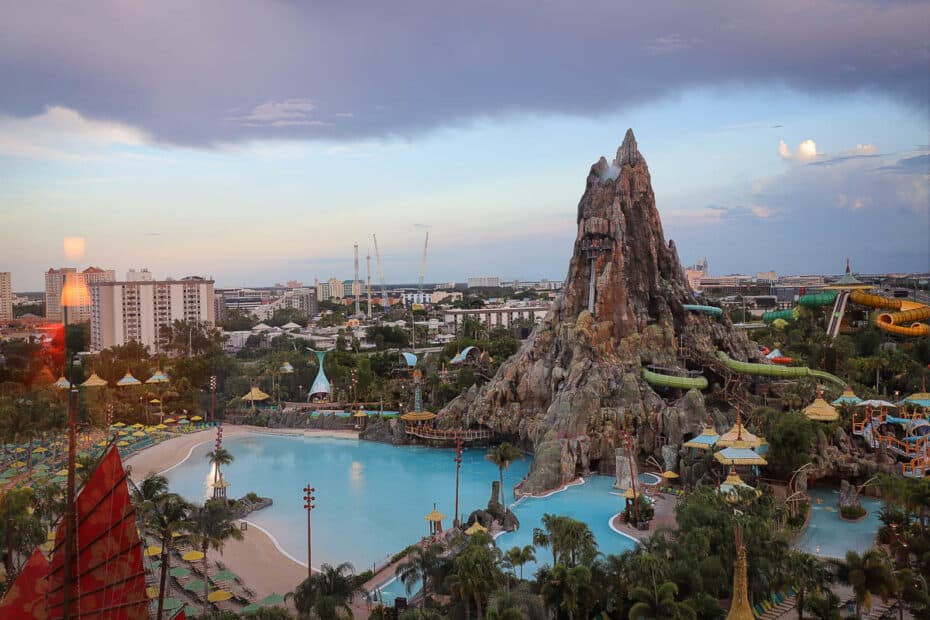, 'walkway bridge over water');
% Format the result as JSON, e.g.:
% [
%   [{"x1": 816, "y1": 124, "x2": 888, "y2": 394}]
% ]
[{"x1": 403, "y1": 424, "x2": 495, "y2": 443}]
